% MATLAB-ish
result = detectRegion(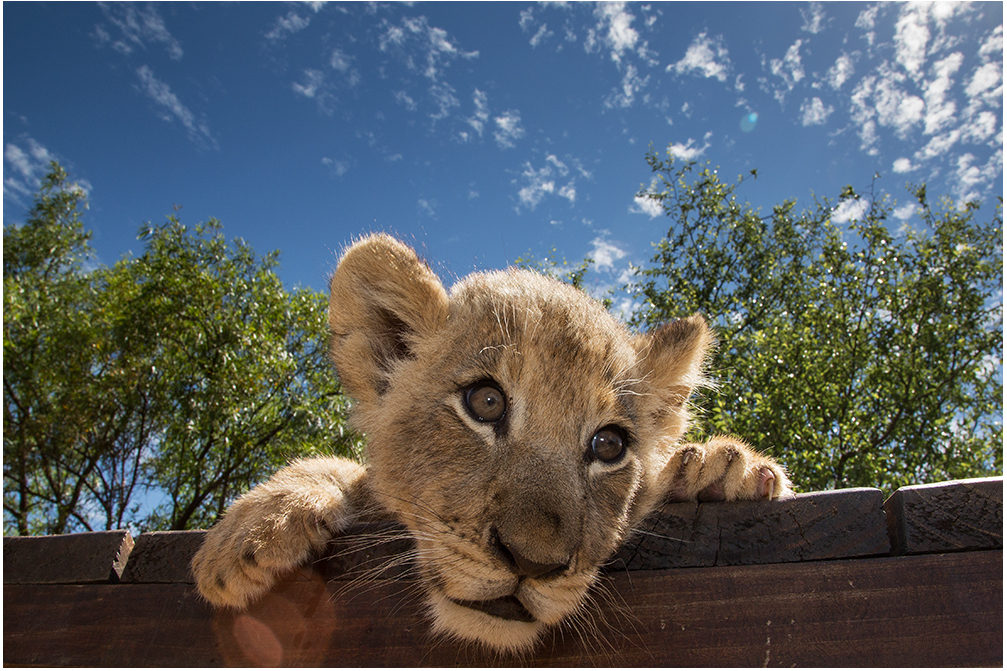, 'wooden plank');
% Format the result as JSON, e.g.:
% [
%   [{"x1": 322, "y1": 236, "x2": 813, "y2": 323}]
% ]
[
  {"x1": 114, "y1": 489, "x2": 892, "y2": 588},
  {"x1": 885, "y1": 476, "x2": 1003, "y2": 555},
  {"x1": 610, "y1": 487, "x2": 890, "y2": 570},
  {"x1": 2, "y1": 530, "x2": 134, "y2": 585},
  {"x1": 120, "y1": 530, "x2": 206, "y2": 584},
  {"x1": 4, "y1": 551, "x2": 1000, "y2": 667}
]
